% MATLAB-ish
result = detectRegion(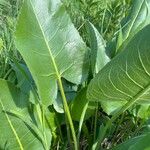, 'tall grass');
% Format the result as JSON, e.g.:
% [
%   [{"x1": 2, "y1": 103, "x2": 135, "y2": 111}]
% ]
[
  {"x1": 64, "y1": 0, "x2": 132, "y2": 41},
  {"x1": 0, "y1": 0, "x2": 22, "y2": 79}
]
